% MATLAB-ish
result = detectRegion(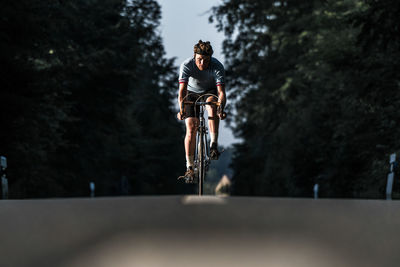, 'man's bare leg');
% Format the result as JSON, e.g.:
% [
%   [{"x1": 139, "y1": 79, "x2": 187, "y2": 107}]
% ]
[
  {"x1": 206, "y1": 96, "x2": 220, "y2": 148},
  {"x1": 185, "y1": 117, "x2": 199, "y2": 168}
]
